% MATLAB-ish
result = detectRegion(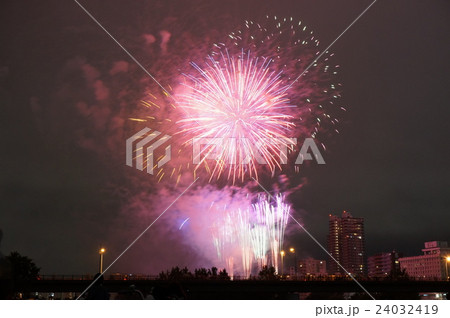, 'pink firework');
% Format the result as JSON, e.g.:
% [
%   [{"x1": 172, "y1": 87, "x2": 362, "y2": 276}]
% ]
[
  {"x1": 208, "y1": 193, "x2": 290, "y2": 277},
  {"x1": 136, "y1": 17, "x2": 342, "y2": 183},
  {"x1": 222, "y1": 16, "x2": 343, "y2": 141},
  {"x1": 176, "y1": 50, "x2": 296, "y2": 182}
]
